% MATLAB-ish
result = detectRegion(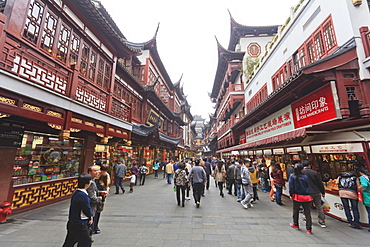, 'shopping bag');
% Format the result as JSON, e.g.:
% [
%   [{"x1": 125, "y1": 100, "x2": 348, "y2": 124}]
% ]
[
  {"x1": 358, "y1": 191, "x2": 363, "y2": 202},
  {"x1": 321, "y1": 197, "x2": 330, "y2": 212}
]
